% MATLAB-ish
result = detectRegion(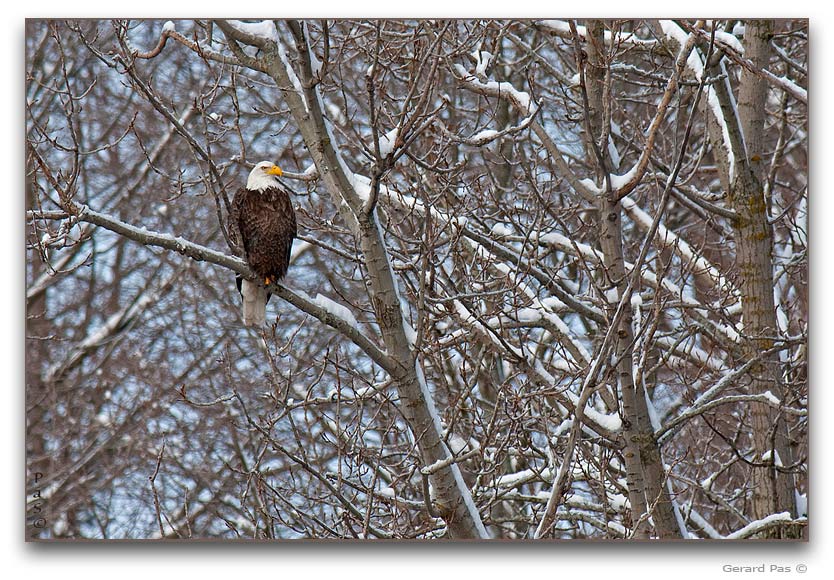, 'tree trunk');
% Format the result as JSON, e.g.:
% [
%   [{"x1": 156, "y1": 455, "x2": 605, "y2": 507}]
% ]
[
  {"x1": 583, "y1": 20, "x2": 681, "y2": 539},
  {"x1": 241, "y1": 21, "x2": 489, "y2": 539},
  {"x1": 732, "y1": 19, "x2": 797, "y2": 536}
]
